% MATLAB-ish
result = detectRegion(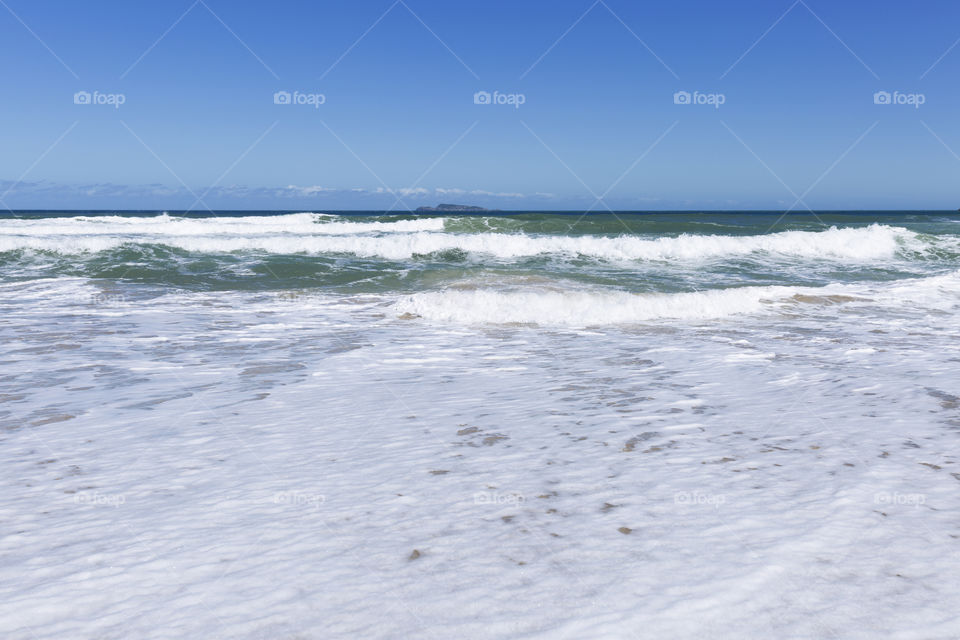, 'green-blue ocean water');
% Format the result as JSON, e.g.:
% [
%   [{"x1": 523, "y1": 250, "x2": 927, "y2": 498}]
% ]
[{"x1": 2, "y1": 211, "x2": 958, "y2": 299}]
